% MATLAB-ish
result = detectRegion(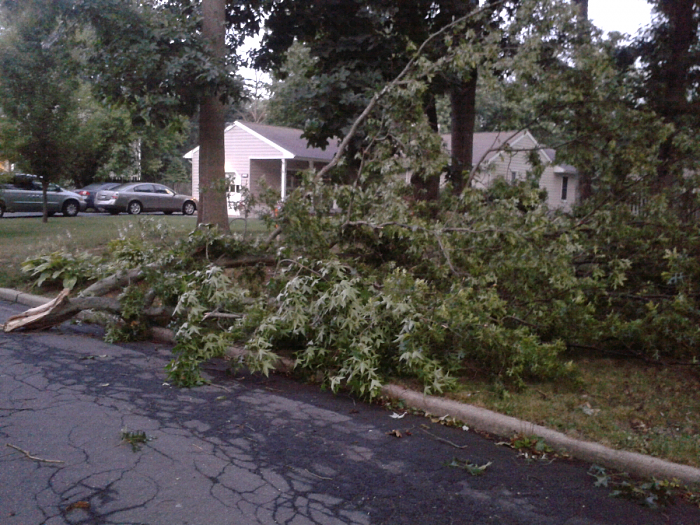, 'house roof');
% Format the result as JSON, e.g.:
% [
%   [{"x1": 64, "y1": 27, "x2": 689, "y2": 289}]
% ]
[
  {"x1": 183, "y1": 121, "x2": 340, "y2": 162},
  {"x1": 442, "y1": 130, "x2": 556, "y2": 165},
  {"x1": 237, "y1": 121, "x2": 339, "y2": 161}
]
